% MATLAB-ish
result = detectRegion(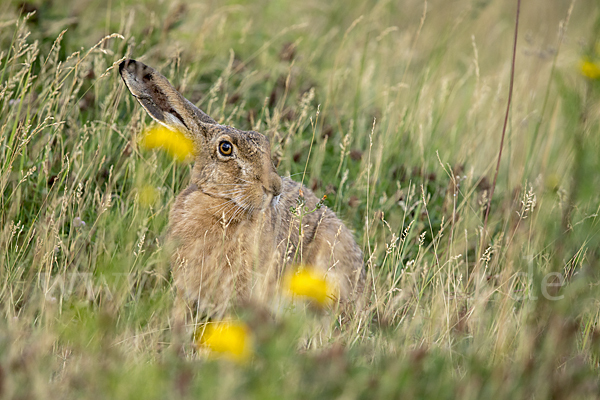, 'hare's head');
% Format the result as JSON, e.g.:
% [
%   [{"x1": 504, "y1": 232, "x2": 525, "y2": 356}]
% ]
[{"x1": 119, "y1": 59, "x2": 282, "y2": 220}]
